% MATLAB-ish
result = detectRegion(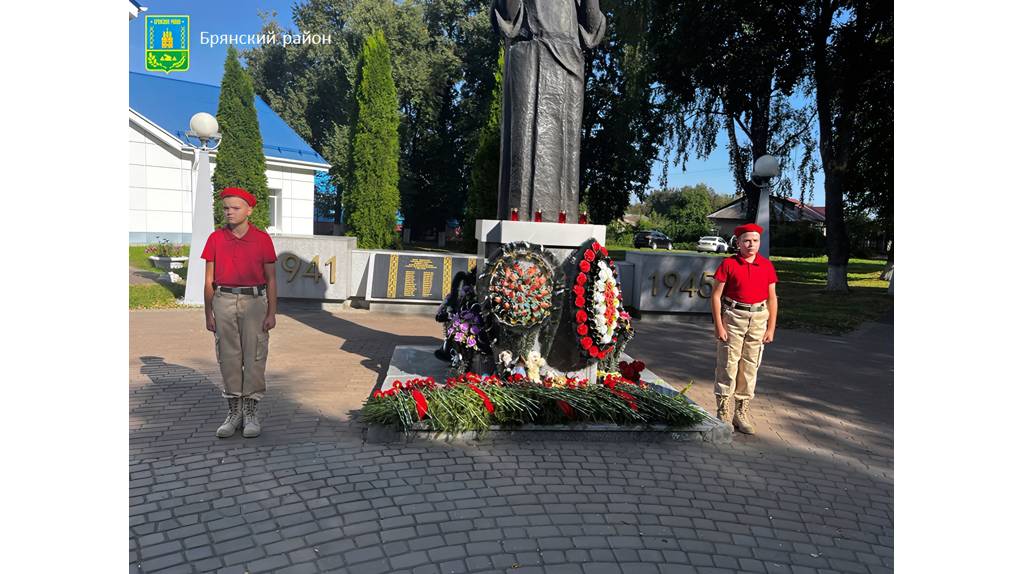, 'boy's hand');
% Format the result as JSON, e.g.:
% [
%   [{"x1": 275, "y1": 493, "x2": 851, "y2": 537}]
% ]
[
  {"x1": 763, "y1": 328, "x2": 775, "y2": 344},
  {"x1": 263, "y1": 314, "x2": 276, "y2": 332},
  {"x1": 206, "y1": 315, "x2": 216, "y2": 333},
  {"x1": 716, "y1": 325, "x2": 728, "y2": 342}
]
